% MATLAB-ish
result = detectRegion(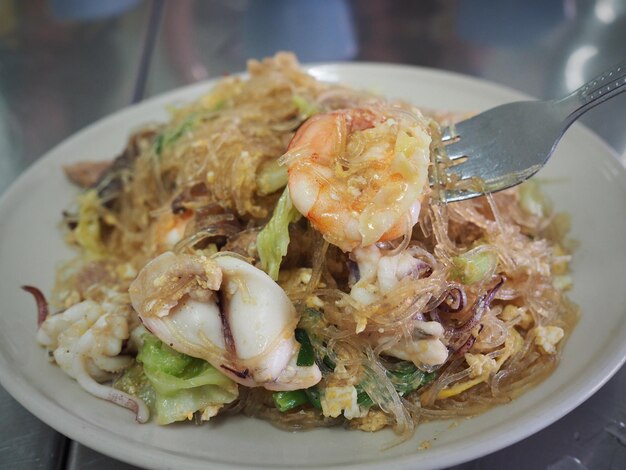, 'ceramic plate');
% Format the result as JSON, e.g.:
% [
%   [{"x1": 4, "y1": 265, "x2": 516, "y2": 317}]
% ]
[{"x1": 1, "y1": 63, "x2": 625, "y2": 470}]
